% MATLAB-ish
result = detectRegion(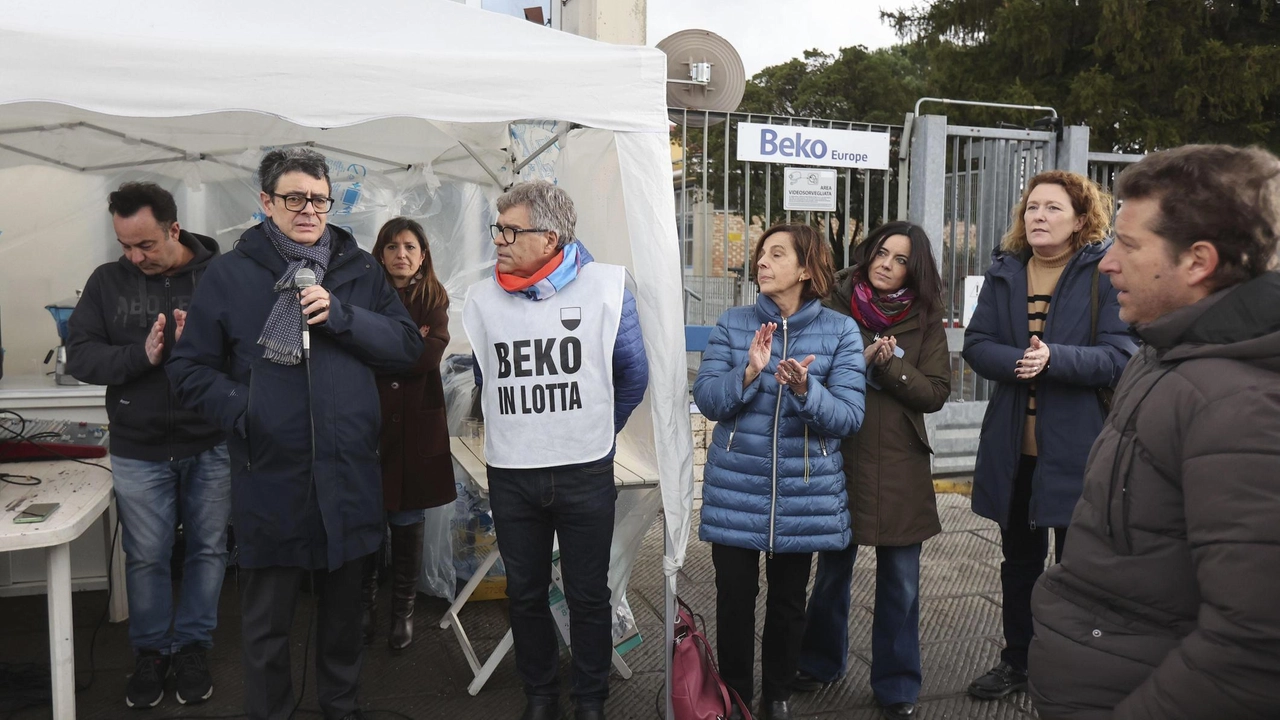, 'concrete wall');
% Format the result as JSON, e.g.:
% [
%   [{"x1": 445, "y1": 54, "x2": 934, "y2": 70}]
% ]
[{"x1": 562, "y1": 0, "x2": 646, "y2": 44}]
